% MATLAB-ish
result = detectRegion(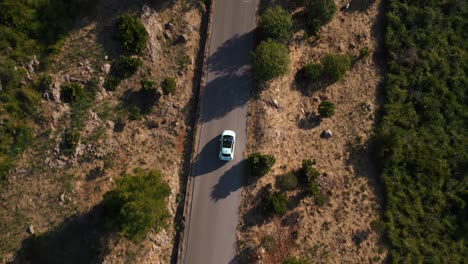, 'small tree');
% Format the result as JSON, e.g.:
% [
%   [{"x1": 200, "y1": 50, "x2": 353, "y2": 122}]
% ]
[
  {"x1": 102, "y1": 169, "x2": 171, "y2": 241},
  {"x1": 276, "y1": 171, "x2": 298, "y2": 191},
  {"x1": 305, "y1": 0, "x2": 336, "y2": 32},
  {"x1": 161, "y1": 77, "x2": 176, "y2": 95},
  {"x1": 116, "y1": 14, "x2": 149, "y2": 54},
  {"x1": 112, "y1": 55, "x2": 143, "y2": 79},
  {"x1": 321, "y1": 54, "x2": 351, "y2": 82},
  {"x1": 60, "y1": 82, "x2": 84, "y2": 103},
  {"x1": 252, "y1": 39, "x2": 290, "y2": 81},
  {"x1": 301, "y1": 159, "x2": 319, "y2": 183},
  {"x1": 248, "y1": 152, "x2": 276, "y2": 177},
  {"x1": 263, "y1": 191, "x2": 288, "y2": 216},
  {"x1": 259, "y1": 6, "x2": 293, "y2": 41},
  {"x1": 318, "y1": 100, "x2": 335, "y2": 118},
  {"x1": 302, "y1": 62, "x2": 322, "y2": 81}
]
